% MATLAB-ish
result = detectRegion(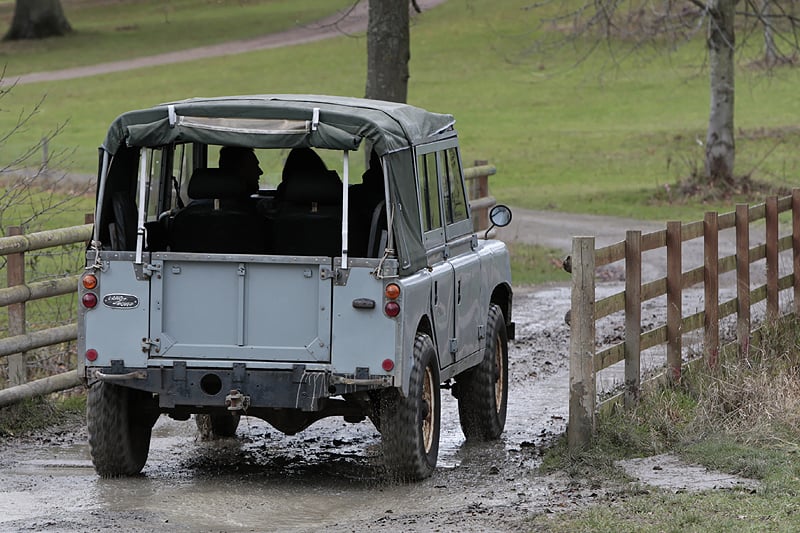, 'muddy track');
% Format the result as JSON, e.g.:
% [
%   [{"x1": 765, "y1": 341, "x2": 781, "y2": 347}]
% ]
[{"x1": 0, "y1": 283, "x2": 577, "y2": 533}]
